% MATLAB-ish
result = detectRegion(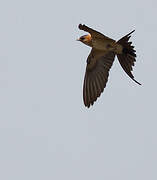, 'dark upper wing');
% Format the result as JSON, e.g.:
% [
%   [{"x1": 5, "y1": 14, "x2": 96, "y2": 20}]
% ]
[
  {"x1": 78, "y1": 24, "x2": 112, "y2": 40},
  {"x1": 83, "y1": 49, "x2": 115, "y2": 108}
]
